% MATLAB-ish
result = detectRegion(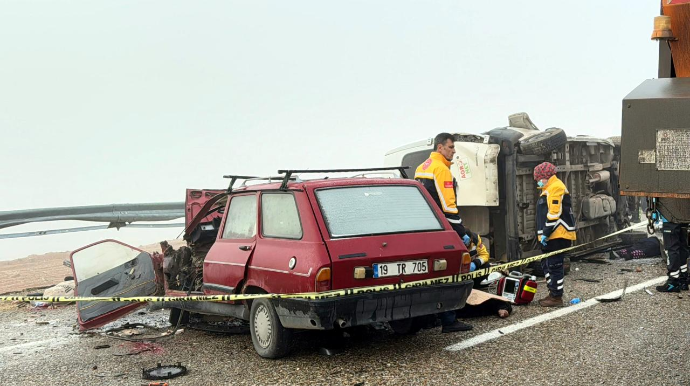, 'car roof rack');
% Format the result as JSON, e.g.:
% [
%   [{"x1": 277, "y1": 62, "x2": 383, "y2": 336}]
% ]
[
  {"x1": 222, "y1": 175, "x2": 258, "y2": 193},
  {"x1": 238, "y1": 176, "x2": 298, "y2": 189},
  {"x1": 277, "y1": 167, "x2": 409, "y2": 190}
]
